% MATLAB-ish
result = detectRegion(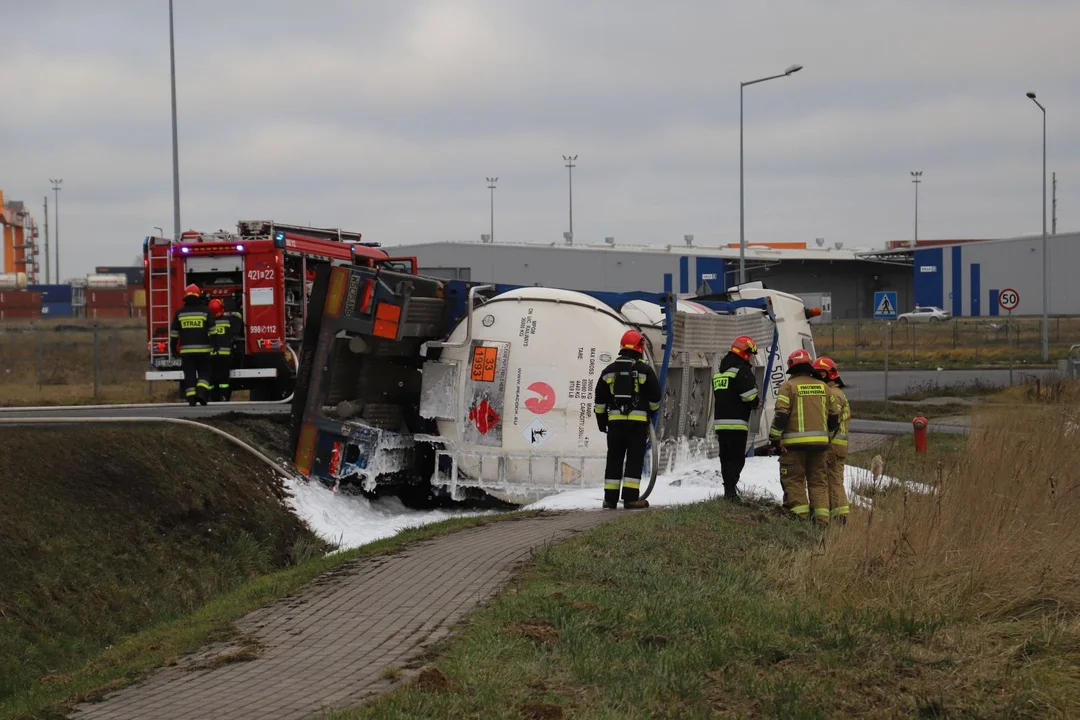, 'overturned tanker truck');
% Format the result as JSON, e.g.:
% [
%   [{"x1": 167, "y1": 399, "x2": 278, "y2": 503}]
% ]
[{"x1": 288, "y1": 260, "x2": 820, "y2": 505}]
